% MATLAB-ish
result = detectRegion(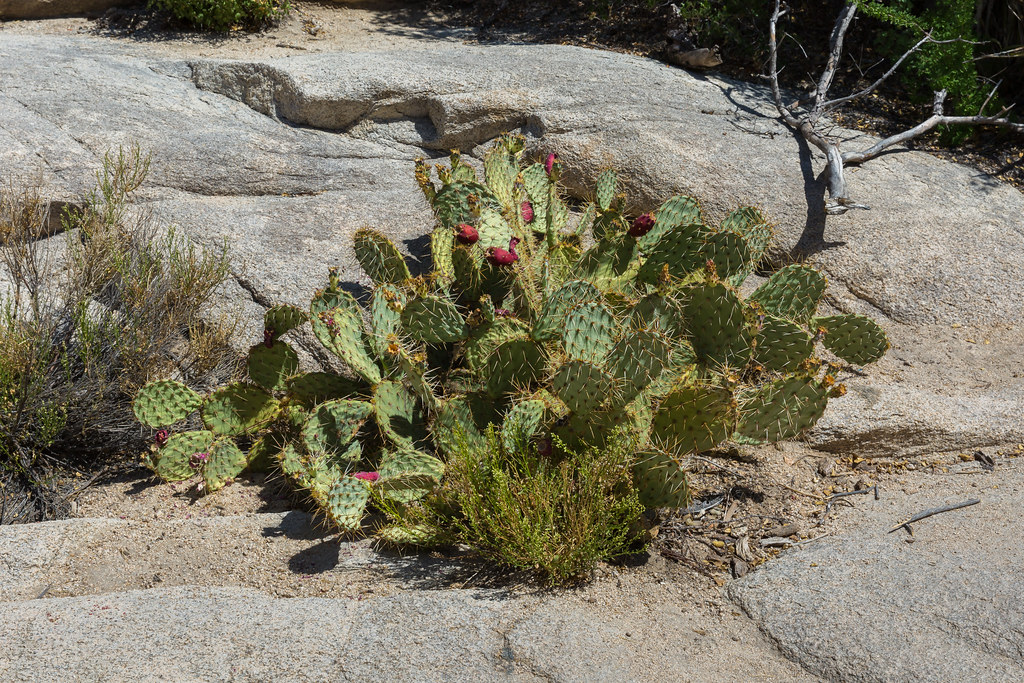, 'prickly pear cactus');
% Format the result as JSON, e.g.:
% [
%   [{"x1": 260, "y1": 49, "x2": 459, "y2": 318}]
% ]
[{"x1": 135, "y1": 133, "x2": 889, "y2": 541}]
